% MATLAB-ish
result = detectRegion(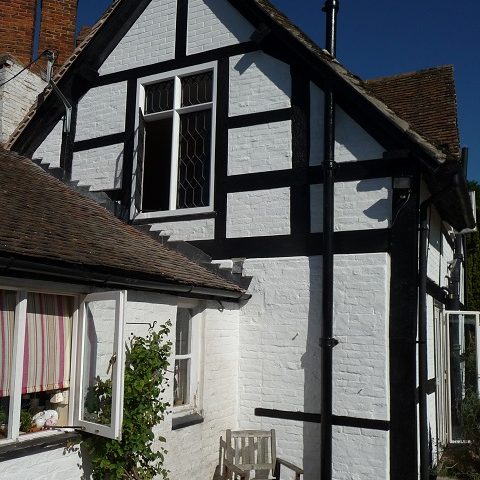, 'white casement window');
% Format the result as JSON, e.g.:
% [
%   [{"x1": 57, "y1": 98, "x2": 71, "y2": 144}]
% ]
[
  {"x1": 133, "y1": 62, "x2": 217, "y2": 220},
  {"x1": 173, "y1": 305, "x2": 203, "y2": 414},
  {"x1": 0, "y1": 288, "x2": 126, "y2": 444}
]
